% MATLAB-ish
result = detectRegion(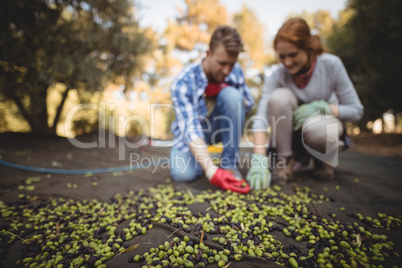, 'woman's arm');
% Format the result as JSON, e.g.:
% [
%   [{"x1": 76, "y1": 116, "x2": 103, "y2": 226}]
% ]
[
  {"x1": 332, "y1": 56, "x2": 364, "y2": 121},
  {"x1": 329, "y1": 104, "x2": 339, "y2": 117},
  {"x1": 253, "y1": 131, "x2": 268, "y2": 155}
]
